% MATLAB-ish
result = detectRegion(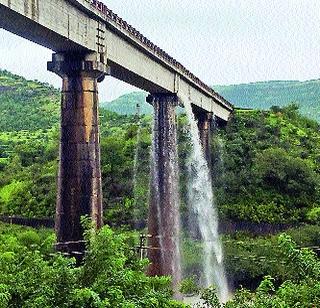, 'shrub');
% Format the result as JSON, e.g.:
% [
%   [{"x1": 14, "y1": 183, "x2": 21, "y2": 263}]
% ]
[{"x1": 179, "y1": 276, "x2": 199, "y2": 295}]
